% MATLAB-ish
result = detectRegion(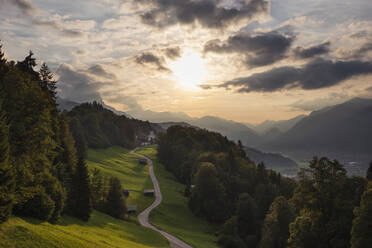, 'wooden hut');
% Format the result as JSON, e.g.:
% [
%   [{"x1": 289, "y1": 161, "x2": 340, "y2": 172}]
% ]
[
  {"x1": 138, "y1": 158, "x2": 147, "y2": 165},
  {"x1": 123, "y1": 189, "x2": 130, "y2": 197},
  {"x1": 127, "y1": 205, "x2": 137, "y2": 214},
  {"x1": 144, "y1": 189, "x2": 155, "y2": 197}
]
